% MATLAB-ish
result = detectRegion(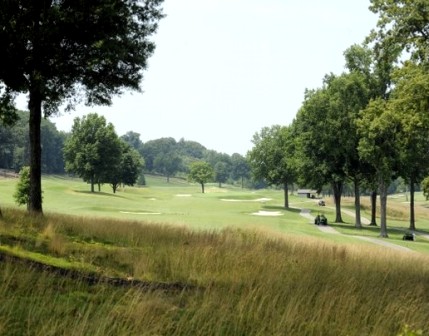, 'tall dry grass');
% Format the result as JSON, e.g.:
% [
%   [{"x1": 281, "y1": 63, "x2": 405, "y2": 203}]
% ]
[{"x1": 0, "y1": 208, "x2": 428, "y2": 335}]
